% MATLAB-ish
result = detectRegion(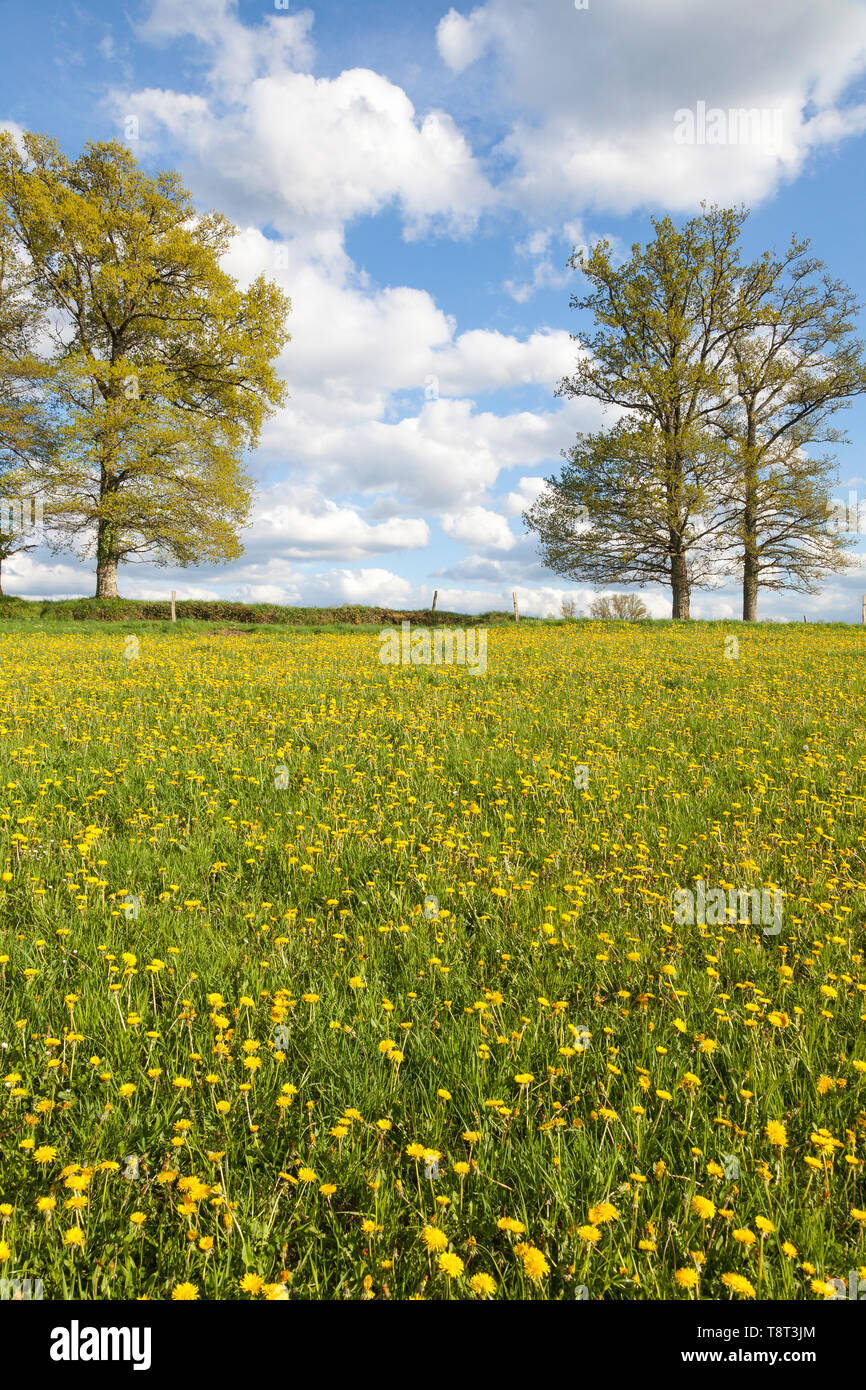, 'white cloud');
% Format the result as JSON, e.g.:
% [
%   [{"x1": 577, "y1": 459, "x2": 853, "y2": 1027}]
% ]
[
  {"x1": 0, "y1": 551, "x2": 91, "y2": 599},
  {"x1": 248, "y1": 486, "x2": 429, "y2": 560},
  {"x1": 436, "y1": 7, "x2": 495, "y2": 75},
  {"x1": 266, "y1": 396, "x2": 595, "y2": 511},
  {"x1": 117, "y1": 0, "x2": 866, "y2": 235},
  {"x1": 114, "y1": 90, "x2": 208, "y2": 156},
  {"x1": 432, "y1": 327, "x2": 574, "y2": 395},
  {"x1": 439, "y1": 0, "x2": 866, "y2": 215},
  {"x1": 504, "y1": 220, "x2": 613, "y2": 301},
  {"x1": 217, "y1": 226, "x2": 599, "y2": 514},
  {"x1": 230, "y1": 563, "x2": 414, "y2": 608},
  {"x1": 428, "y1": 584, "x2": 587, "y2": 617},
  {"x1": 0, "y1": 119, "x2": 27, "y2": 151},
  {"x1": 434, "y1": 555, "x2": 513, "y2": 583},
  {"x1": 501, "y1": 476, "x2": 547, "y2": 516},
  {"x1": 113, "y1": 70, "x2": 493, "y2": 239},
  {"x1": 136, "y1": 0, "x2": 316, "y2": 91},
  {"x1": 505, "y1": 226, "x2": 575, "y2": 302},
  {"x1": 441, "y1": 506, "x2": 516, "y2": 550}
]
